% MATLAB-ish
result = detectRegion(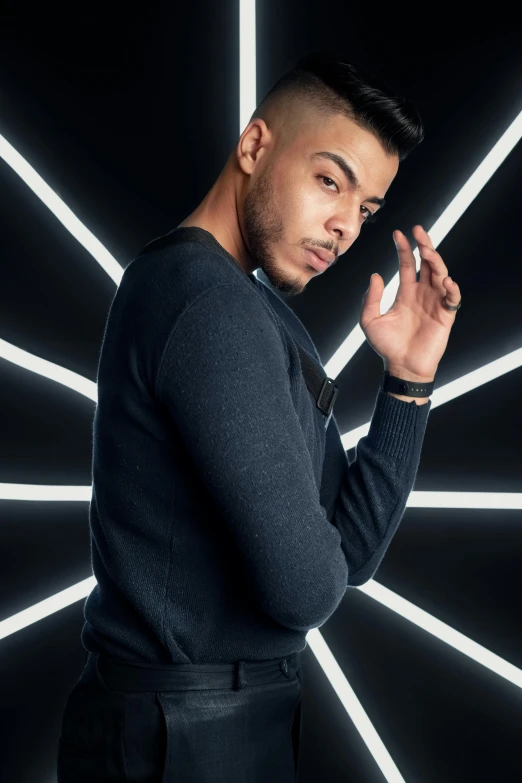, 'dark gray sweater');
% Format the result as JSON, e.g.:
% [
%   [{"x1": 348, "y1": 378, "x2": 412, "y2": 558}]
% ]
[{"x1": 81, "y1": 226, "x2": 432, "y2": 664}]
